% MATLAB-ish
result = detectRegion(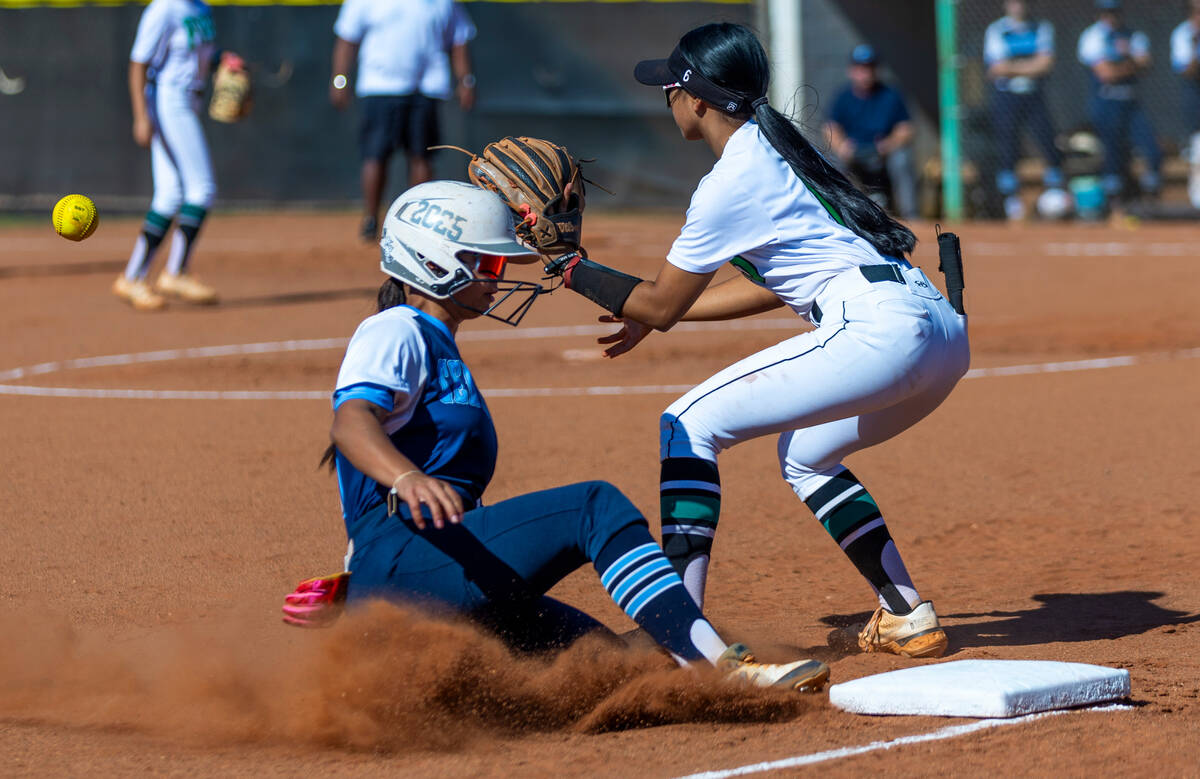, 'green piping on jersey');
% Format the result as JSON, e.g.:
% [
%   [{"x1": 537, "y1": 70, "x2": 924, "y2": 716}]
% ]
[
  {"x1": 800, "y1": 178, "x2": 847, "y2": 227},
  {"x1": 729, "y1": 256, "x2": 765, "y2": 285}
]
